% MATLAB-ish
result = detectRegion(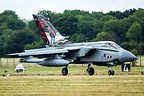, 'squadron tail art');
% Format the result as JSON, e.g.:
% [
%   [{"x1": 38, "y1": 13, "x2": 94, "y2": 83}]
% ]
[
  {"x1": 8, "y1": 14, "x2": 137, "y2": 76},
  {"x1": 33, "y1": 14, "x2": 69, "y2": 46}
]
